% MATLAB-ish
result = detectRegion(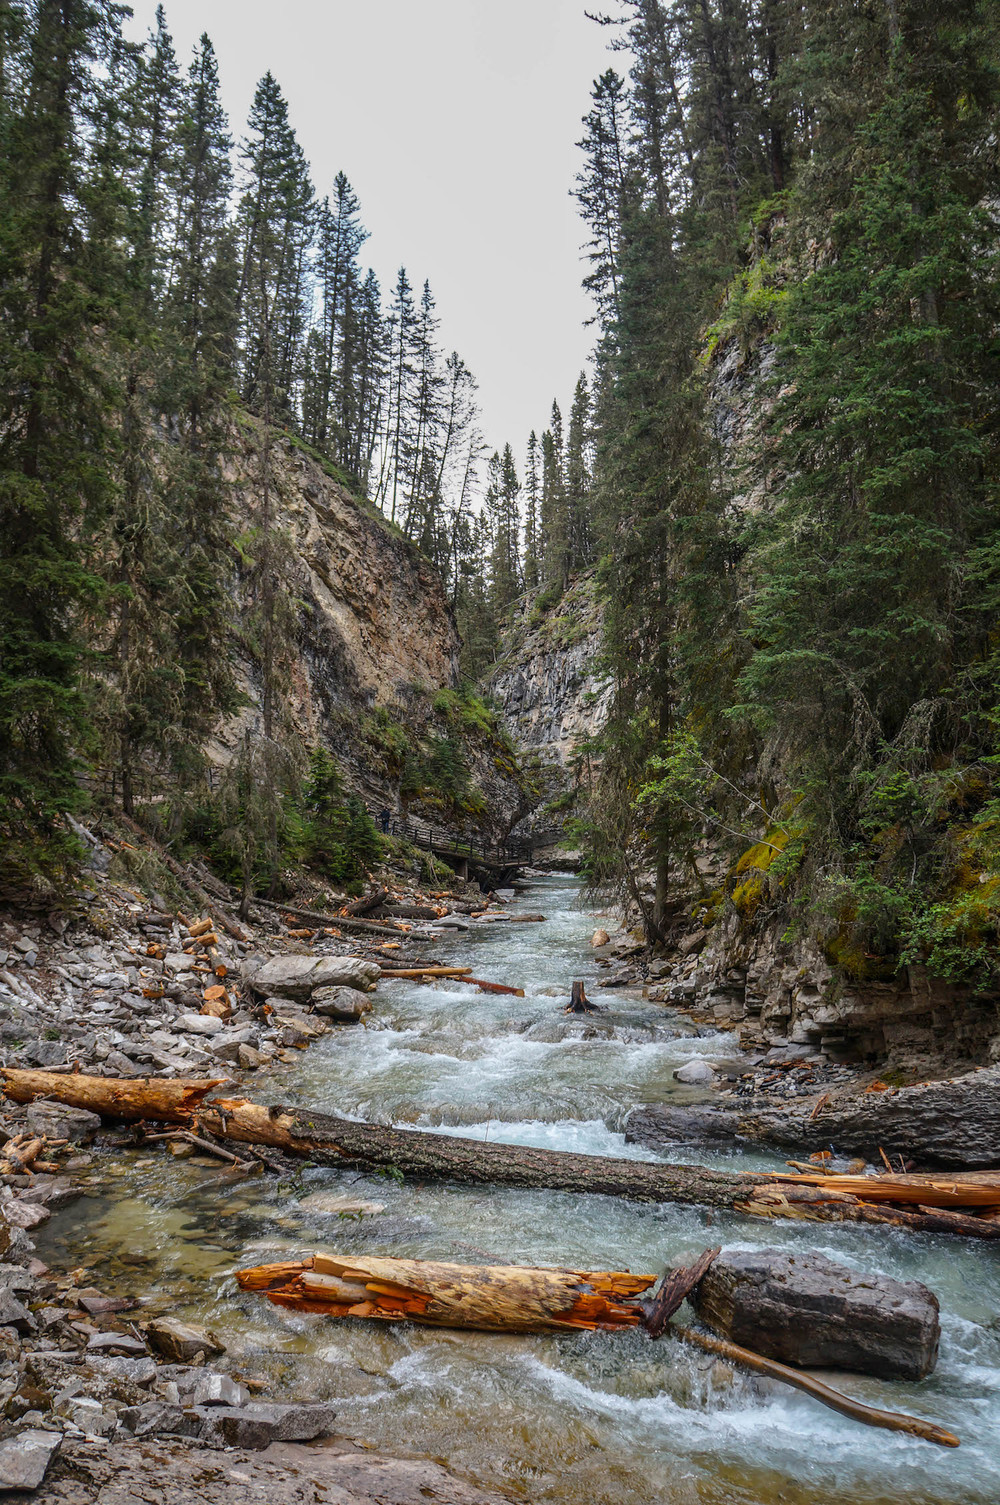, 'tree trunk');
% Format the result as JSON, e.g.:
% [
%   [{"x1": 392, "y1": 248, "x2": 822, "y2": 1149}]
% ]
[
  {"x1": 236, "y1": 1253, "x2": 655, "y2": 1333},
  {"x1": 4, "y1": 1071, "x2": 1000, "y2": 1239}
]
